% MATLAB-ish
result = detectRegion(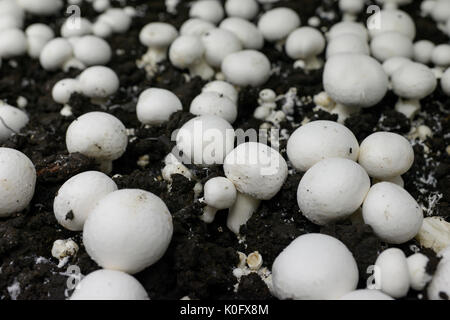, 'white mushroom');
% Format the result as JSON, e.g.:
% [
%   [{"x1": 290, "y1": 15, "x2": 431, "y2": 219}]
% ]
[
  {"x1": 168, "y1": 35, "x2": 214, "y2": 80},
  {"x1": 175, "y1": 115, "x2": 235, "y2": 165},
  {"x1": 326, "y1": 33, "x2": 370, "y2": 58},
  {"x1": 219, "y1": 17, "x2": 264, "y2": 50},
  {"x1": 416, "y1": 217, "x2": 450, "y2": 253},
  {"x1": 431, "y1": 44, "x2": 450, "y2": 68},
  {"x1": 362, "y1": 182, "x2": 423, "y2": 244},
  {"x1": 367, "y1": 9, "x2": 416, "y2": 40},
  {"x1": 77, "y1": 66, "x2": 119, "y2": 102},
  {"x1": 53, "y1": 171, "x2": 118, "y2": 231},
  {"x1": 136, "y1": 88, "x2": 182, "y2": 126},
  {"x1": 73, "y1": 35, "x2": 112, "y2": 67},
  {"x1": 257, "y1": 7, "x2": 300, "y2": 43},
  {"x1": 382, "y1": 56, "x2": 412, "y2": 78},
  {"x1": 441, "y1": 68, "x2": 450, "y2": 96},
  {"x1": 0, "y1": 28, "x2": 27, "y2": 58},
  {"x1": 375, "y1": 248, "x2": 410, "y2": 298},
  {"x1": 430, "y1": 0, "x2": 450, "y2": 23},
  {"x1": 201, "y1": 28, "x2": 242, "y2": 68},
  {"x1": 52, "y1": 78, "x2": 81, "y2": 104},
  {"x1": 339, "y1": 0, "x2": 365, "y2": 21},
  {"x1": 370, "y1": 32, "x2": 414, "y2": 62},
  {"x1": 327, "y1": 21, "x2": 368, "y2": 42},
  {"x1": 17, "y1": 0, "x2": 62, "y2": 16},
  {"x1": 66, "y1": 112, "x2": 128, "y2": 172},
  {"x1": 0, "y1": 0, "x2": 24, "y2": 32},
  {"x1": 297, "y1": 158, "x2": 370, "y2": 225},
  {"x1": 189, "y1": 0, "x2": 225, "y2": 24},
  {"x1": 407, "y1": 253, "x2": 432, "y2": 291},
  {"x1": 0, "y1": 103, "x2": 29, "y2": 142},
  {"x1": 139, "y1": 22, "x2": 178, "y2": 67},
  {"x1": 286, "y1": 120, "x2": 359, "y2": 172},
  {"x1": 202, "y1": 80, "x2": 238, "y2": 104},
  {"x1": 339, "y1": 289, "x2": 393, "y2": 300},
  {"x1": 375, "y1": 0, "x2": 412, "y2": 10},
  {"x1": 61, "y1": 17, "x2": 93, "y2": 38},
  {"x1": 96, "y1": 8, "x2": 132, "y2": 34},
  {"x1": 70, "y1": 269, "x2": 149, "y2": 300},
  {"x1": 223, "y1": 142, "x2": 288, "y2": 234},
  {"x1": 323, "y1": 53, "x2": 389, "y2": 110},
  {"x1": 25, "y1": 23, "x2": 55, "y2": 58},
  {"x1": 180, "y1": 18, "x2": 215, "y2": 37},
  {"x1": 190, "y1": 92, "x2": 237, "y2": 123},
  {"x1": 285, "y1": 27, "x2": 326, "y2": 70},
  {"x1": 39, "y1": 38, "x2": 75, "y2": 71},
  {"x1": 225, "y1": 0, "x2": 259, "y2": 20},
  {"x1": 0, "y1": 148, "x2": 36, "y2": 217},
  {"x1": 200, "y1": 177, "x2": 237, "y2": 223},
  {"x1": 83, "y1": 189, "x2": 173, "y2": 274},
  {"x1": 427, "y1": 256, "x2": 450, "y2": 300},
  {"x1": 272, "y1": 233, "x2": 358, "y2": 300},
  {"x1": 413, "y1": 40, "x2": 436, "y2": 64},
  {"x1": 221, "y1": 50, "x2": 271, "y2": 87}
]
